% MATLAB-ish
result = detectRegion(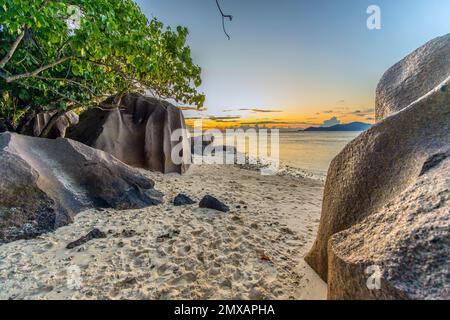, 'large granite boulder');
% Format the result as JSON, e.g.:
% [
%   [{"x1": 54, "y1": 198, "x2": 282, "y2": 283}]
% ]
[
  {"x1": 376, "y1": 33, "x2": 449, "y2": 121},
  {"x1": 0, "y1": 132, "x2": 163, "y2": 244},
  {"x1": 328, "y1": 154, "x2": 449, "y2": 300},
  {"x1": 305, "y1": 34, "x2": 450, "y2": 299},
  {"x1": 67, "y1": 94, "x2": 190, "y2": 174}
]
